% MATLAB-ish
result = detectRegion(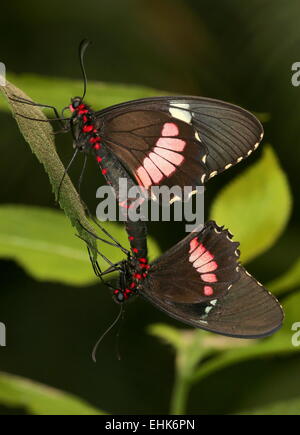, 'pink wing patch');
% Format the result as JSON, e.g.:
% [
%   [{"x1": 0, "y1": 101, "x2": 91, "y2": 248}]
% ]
[
  {"x1": 189, "y1": 237, "x2": 218, "y2": 295},
  {"x1": 135, "y1": 122, "x2": 186, "y2": 188},
  {"x1": 161, "y1": 122, "x2": 179, "y2": 137},
  {"x1": 204, "y1": 286, "x2": 214, "y2": 296}
]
